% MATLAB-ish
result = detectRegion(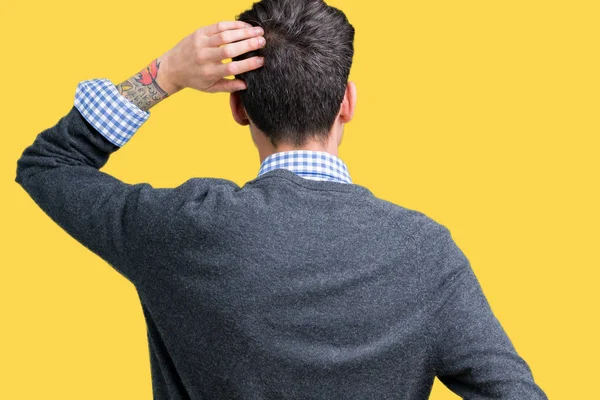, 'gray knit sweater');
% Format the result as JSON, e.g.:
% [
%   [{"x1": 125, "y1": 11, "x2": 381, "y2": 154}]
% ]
[{"x1": 15, "y1": 106, "x2": 547, "y2": 399}]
